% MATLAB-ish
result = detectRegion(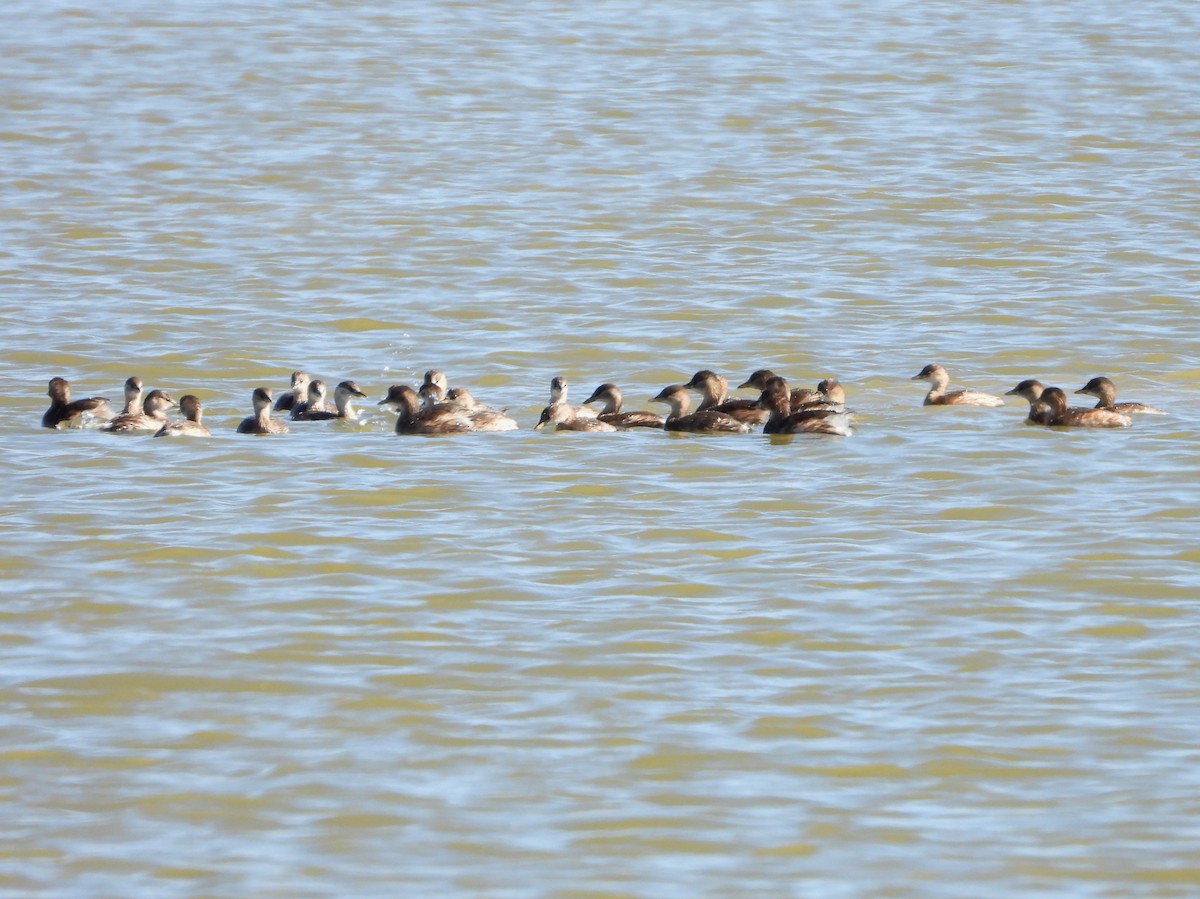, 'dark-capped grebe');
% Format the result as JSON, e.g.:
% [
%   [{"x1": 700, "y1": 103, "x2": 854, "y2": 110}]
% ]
[
  {"x1": 535, "y1": 403, "x2": 620, "y2": 432},
  {"x1": 103, "y1": 388, "x2": 177, "y2": 433},
  {"x1": 581, "y1": 383, "x2": 665, "y2": 429},
  {"x1": 237, "y1": 387, "x2": 289, "y2": 435},
  {"x1": 1033, "y1": 387, "x2": 1132, "y2": 429},
  {"x1": 684, "y1": 369, "x2": 769, "y2": 426},
  {"x1": 1075, "y1": 376, "x2": 1166, "y2": 415},
  {"x1": 738, "y1": 369, "x2": 823, "y2": 412},
  {"x1": 682, "y1": 369, "x2": 729, "y2": 410},
  {"x1": 274, "y1": 371, "x2": 311, "y2": 413},
  {"x1": 1006, "y1": 379, "x2": 1098, "y2": 426},
  {"x1": 42, "y1": 377, "x2": 112, "y2": 429},
  {"x1": 651, "y1": 385, "x2": 753, "y2": 434},
  {"x1": 377, "y1": 384, "x2": 410, "y2": 411},
  {"x1": 299, "y1": 380, "x2": 367, "y2": 421},
  {"x1": 912, "y1": 364, "x2": 1005, "y2": 407},
  {"x1": 1005, "y1": 379, "x2": 1054, "y2": 425},
  {"x1": 443, "y1": 387, "x2": 519, "y2": 431},
  {"x1": 291, "y1": 377, "x2": 332, "y2": 420},
  {"x1": 550, "y1": 376, "x2": 599, "y2": 420},
  {"x1": 390, "y1": 384, "x2": 474, "y2": 435},
  {"x1": 154, "y1": 395, "x2": 210, "y2": 437},
  {"x1": 758, "y1": 377, "x2": 853, "y2": 436}
]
